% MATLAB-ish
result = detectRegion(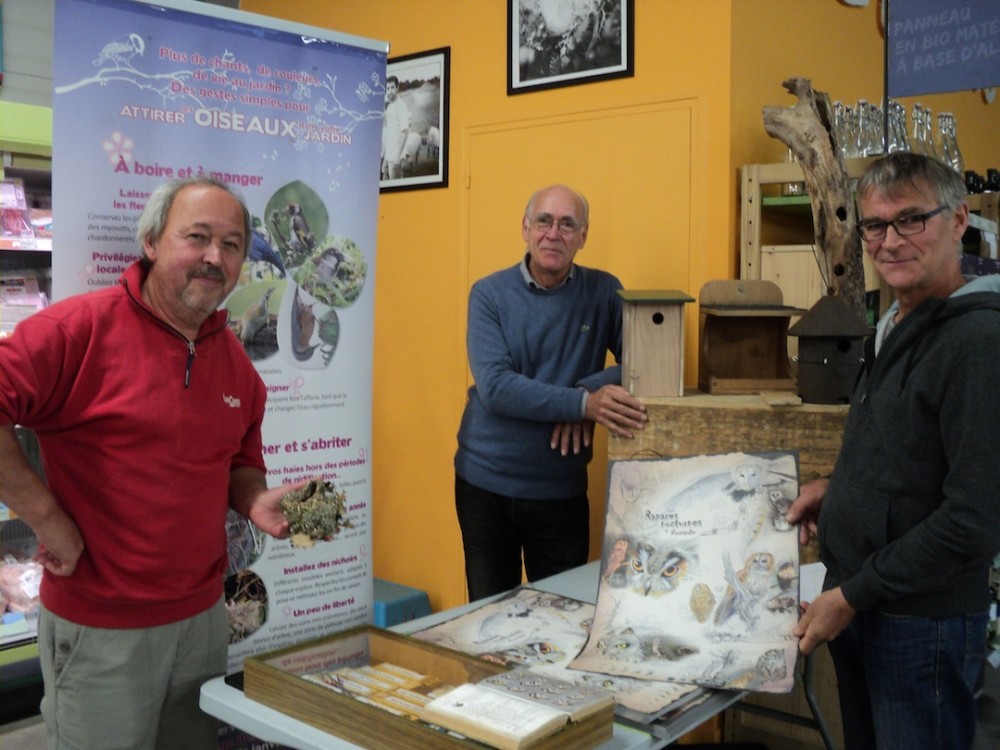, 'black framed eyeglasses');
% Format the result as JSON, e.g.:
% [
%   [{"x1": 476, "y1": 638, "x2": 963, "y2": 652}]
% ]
[
  {"x1": 529, "y1": 214, "x2": 582, "y2": 236},
  {"x1": 857, "y1": 205, "x2": 949, "y2": 242}
]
